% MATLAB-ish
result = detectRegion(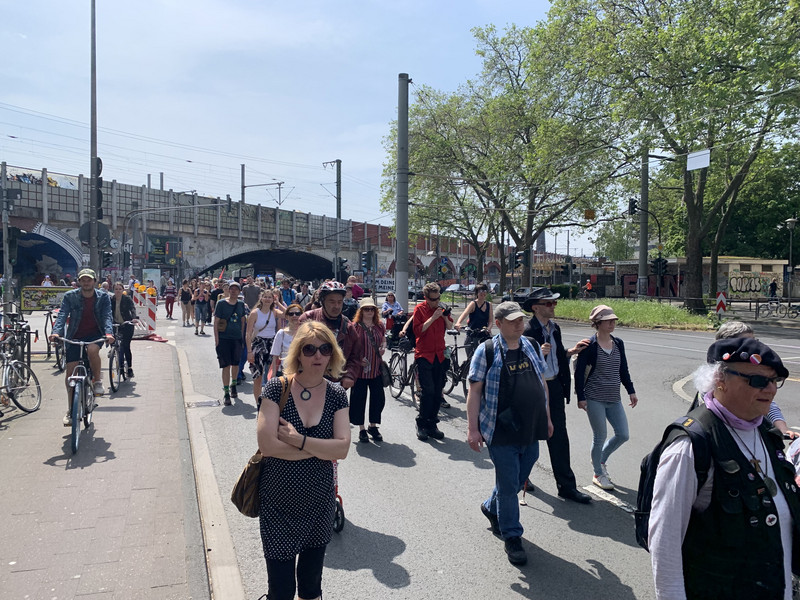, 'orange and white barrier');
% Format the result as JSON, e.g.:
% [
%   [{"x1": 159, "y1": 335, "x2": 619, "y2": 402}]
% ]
[{"x1": 131, "y1": 287, "x2": 159, "y2": 339}]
